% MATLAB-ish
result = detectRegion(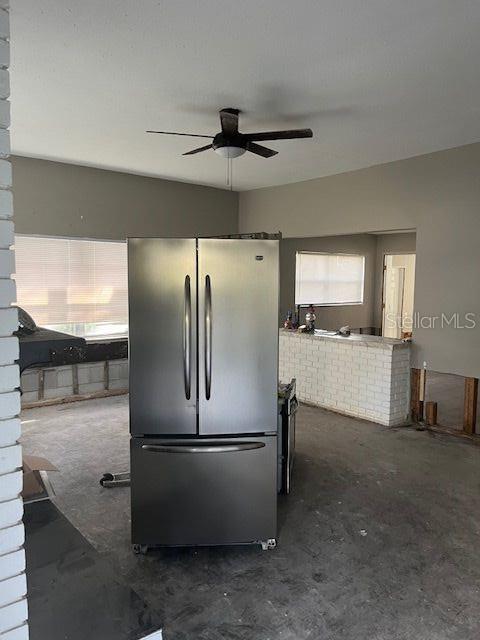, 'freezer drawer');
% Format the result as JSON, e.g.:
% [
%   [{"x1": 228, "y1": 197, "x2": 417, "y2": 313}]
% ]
[{"x1": 131, "y1": 436, "x2": 277, "y2": 547}]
